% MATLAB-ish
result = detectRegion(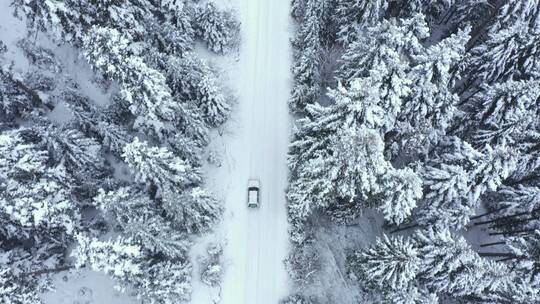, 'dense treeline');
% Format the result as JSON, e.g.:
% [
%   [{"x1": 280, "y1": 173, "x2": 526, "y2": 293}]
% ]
[
  {"x1": 287, "y1": 0, "x2": 540, "y2": 303},
  {"x1": 0, "y1": 1, "x2": 238, "y2": 303}
]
